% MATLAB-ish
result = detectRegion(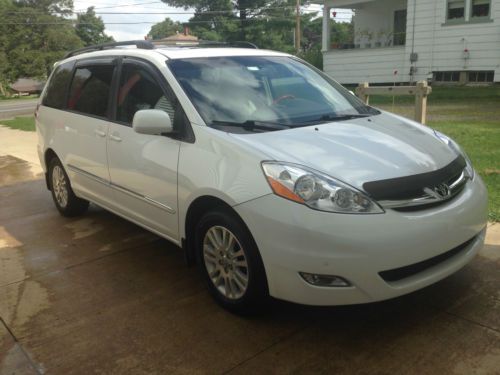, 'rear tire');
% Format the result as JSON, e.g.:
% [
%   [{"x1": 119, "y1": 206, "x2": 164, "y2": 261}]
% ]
[
  {"x1": 195, "y1": 209, "x2": 269, "y2": 314},
  {"x1": 48, "y1": 157, "x2": 89, "y2": 217}
]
